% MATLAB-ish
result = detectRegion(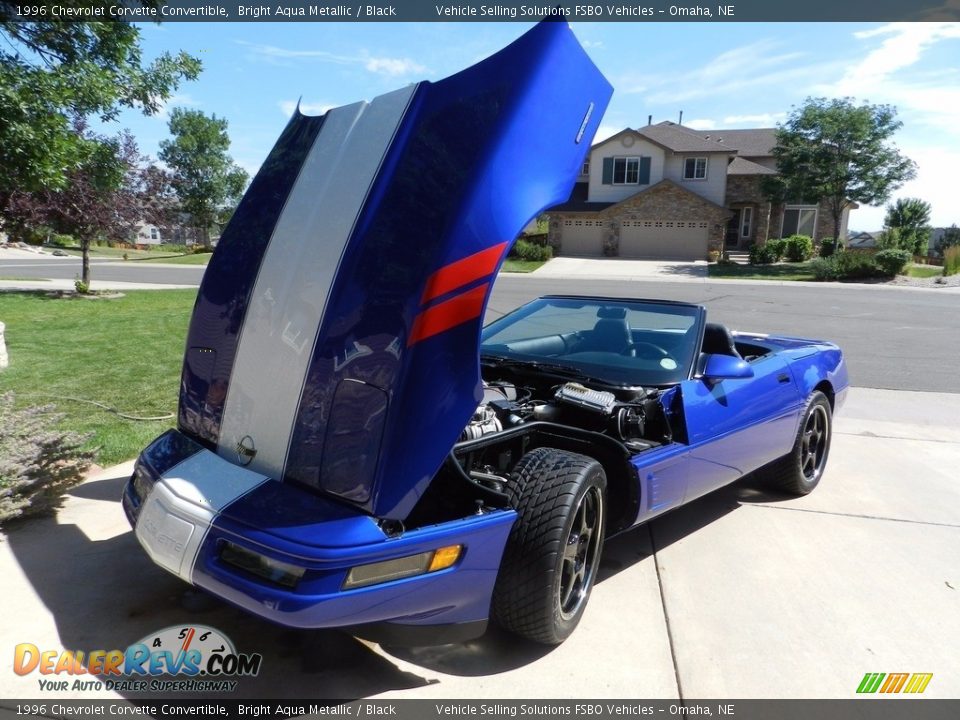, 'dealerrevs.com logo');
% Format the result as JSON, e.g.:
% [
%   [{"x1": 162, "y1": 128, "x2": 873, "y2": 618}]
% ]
[{"x1": 13, "y1": 625, "x2": 262, "y2": 693}]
